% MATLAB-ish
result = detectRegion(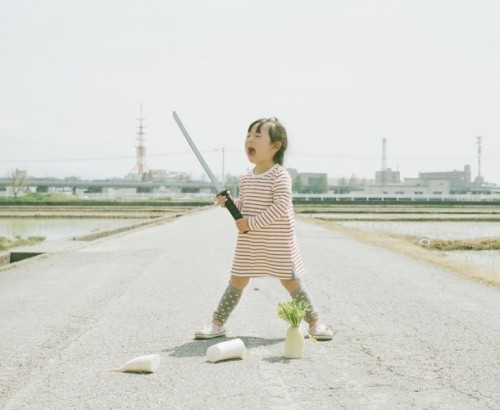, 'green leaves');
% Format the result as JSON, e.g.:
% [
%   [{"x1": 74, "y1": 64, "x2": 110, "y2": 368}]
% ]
[{"x1": 277, "y1": 300, "x2": 310, "y2": 327}]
